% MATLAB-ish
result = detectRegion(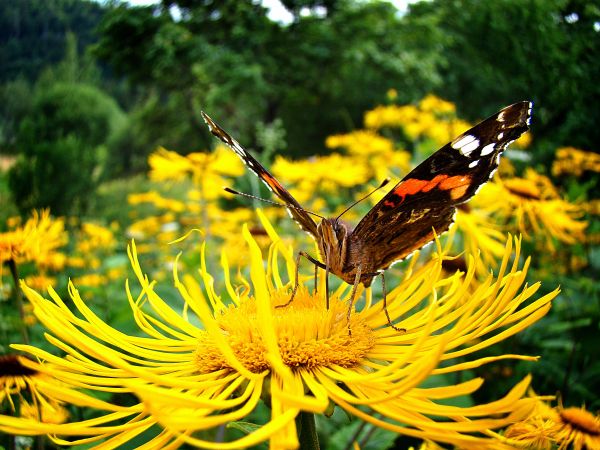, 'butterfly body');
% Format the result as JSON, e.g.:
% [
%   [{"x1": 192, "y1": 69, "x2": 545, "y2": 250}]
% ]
[
  {"x1": 202, "y1": 101, "x2": 532, "y2": 290},
  {"x1": 315, "y1": 218, "x2": 370, "y2": 286}
]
